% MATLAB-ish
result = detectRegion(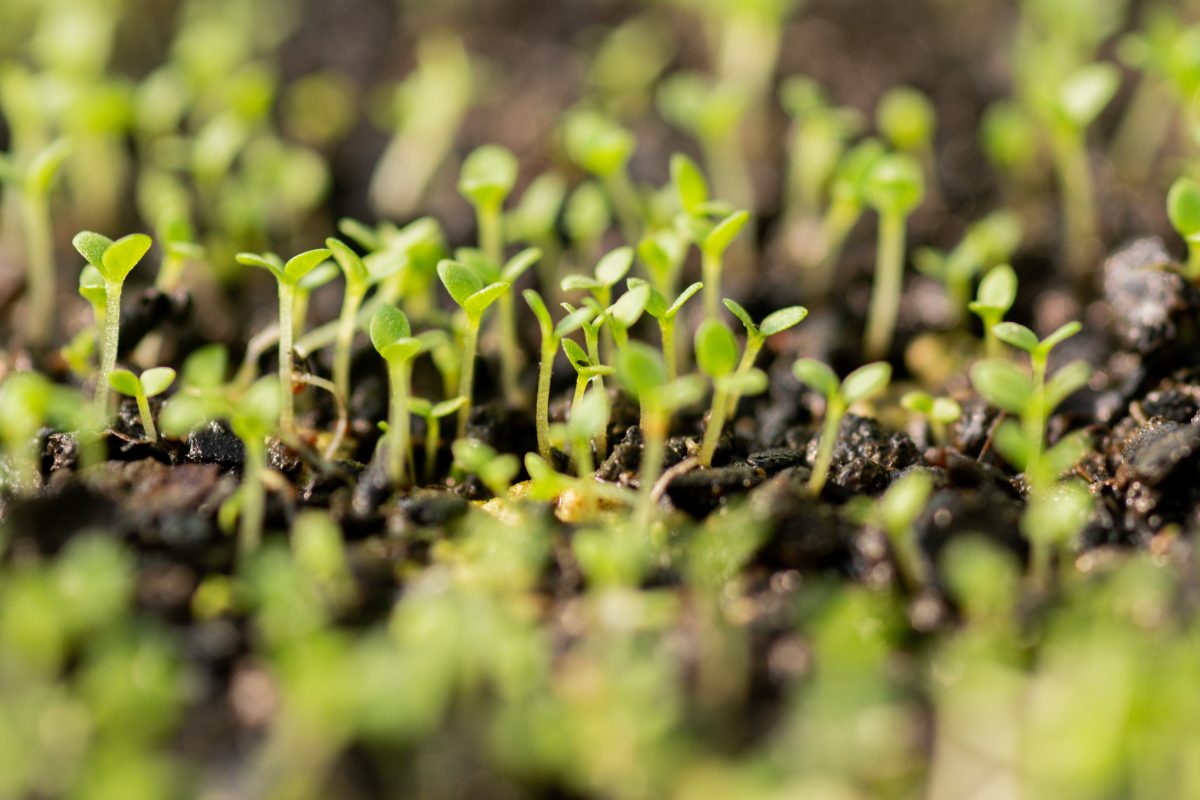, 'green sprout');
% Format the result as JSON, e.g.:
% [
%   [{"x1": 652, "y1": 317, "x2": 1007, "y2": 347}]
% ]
[
  {"x1": 617, "y1": 342, "x2": 706, "y2": 525},
  {"x1": 792, "y1": 359, "x2": 892, "y2": 495},
  {"x1": 152, "y1": 211, "x2": 205, "y2": 293},
  {"x1": 370, "y1": 305, "x2": 423, "y2": 487},
  {"x1": 325, "y1": 237, "x2": 402, "y2": 405},
  {"x1": 970, "y1": 320, "x2": 1090, "y2": 481},
  {"x1": 107, "y1": 367, "x2": 177, "y2": 443},
  {"x1": 564, "y1": 181, "x2": 612, "y2": 265},
  {"x1": 694, "y1": 320, "x2": 768, "y2": 468},
  {"x1": 723, "y1": 299, "x2": 808, "y2": 412},
  {"x1": 292, "y1": 260, "x2": 340, "y2": 339},
  {"x1": 563, "y1": 109, "x2": 641, "y2": 242},
  {"x1": 810, "y1": 138, "x2": 886, "y2": 295},
  {"x1": 1, "y1": 138, "x2": 70, "y2": 349},
  {"x1": 561, "y1": 246, "x2": 634, "y2": 359},
  {"x1": 0, "y1": 373, "x2": 85, "y2": 493},
  {"x1": 599, "y1": 281, "x2": 650, "y2": 353},
  {"x1": 914, "y1": 210, "x2": 1023, "y2": 323},
  {"x1": 779, "y1": 76, "x2": 861, "y2": 222},
  {"x1": 507, "y1": 172, "x2": 567, "y2": 297},
  {"x1": 874, "y1": 469, "x2": 935, "y2": 591},
  {"x1": 1167, "y1": 177, "x2": 1200, "y2": 280},
  {"x1": 629, "y1": 278, "x2": 702, "y2": 382},
  {"x1": 862, "y1": 153, "x2": 925, "y2": 360},
  {"x1": 561, "y1": 312, "x2": 614, "y2": 458},
  {"x1": 900, "y1": 391, "x2": 962, "y2": 446},
  {"x1": 408, "y1": 396, "x2": 466, "y2": 483},
  {"x1": 524, "y1": 290, "x2": 593, "y2": 459},
  {"x1": 437, "y1": 259, "x2": 510, "y2": 438},
  {"x1": 980, "y1": 100, "x2": 1040, "y2": 195},
  {"x1": 235, "y1": 247, "x2": 332, "y2": 435},
  {"x1": 451, "y1": 438, "x2": 519, "y2": 499},
  {"x1": 658, "y1": 72, "x2": 753, "y2": 210},
  {"x1": 1021, "y1": 474, "x2": 1094, "y2": 591},
  {"x1": 876, "y1": 86, "x2": 937, "y2": 177},
  {"x1": 72, "y1": 231, "x2": 153, "y2": 422},
  {"x1": 968, "y1": 264, "x2": 1019, "y2": 357}
]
